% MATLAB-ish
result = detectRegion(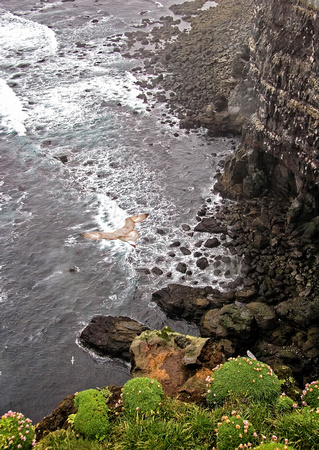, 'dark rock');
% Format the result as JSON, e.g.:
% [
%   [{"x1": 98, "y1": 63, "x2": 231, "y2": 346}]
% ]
[
  {"x1": 195, "y1": 217, "x2": 227, "y2": 233},
  {"x1": 204, "y1": 238, "x2": 220, "y2": 248},
  {"x1": 176, "y1": 262, "x2": 187, "y2": 273},
  {"x1": 35, "y1": 394, "x2": 76, "y2": 441},
  {"x1": 152, "y1": 284, "x2": 216, "y2": 322},
  {"x1": 275, "y1": 297, "x2": 319, "y2": 329},
  {"x1": 196, "y1": 257, "x2": 209, "y2": 270},
  {"x1": 200, "y1": 303, "x2": 257, "y2": 350},
  {"x1": 170, "y1": 241, "x2": 181, "y2": 247},
  {"x1": 79, "y1": 315, "x2": 149, "y2": 360},
  {"x1": 152, "y1": 267, "x2": 163, "y2": 275},
  {"x1": 180, "y1": 246, "x2": 191, "y2": 255}
]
